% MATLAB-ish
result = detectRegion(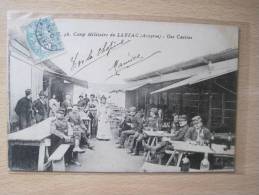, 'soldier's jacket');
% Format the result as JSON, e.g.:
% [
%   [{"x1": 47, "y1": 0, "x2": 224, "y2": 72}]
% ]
[
  {"x1": 184, "y1": 126, "x2": 211, "y2": 142},
  {"x1": 67, "y1": 111, "x2": 86, "y2": 131},
  {"x1": 129, "y1": 115, "x2": 144, "y2": 132},
  {"x1": 145, "y1": 116, "x2": 162, "y2": 131},
  {"x1": 171, "y1": 125, "x2": 189, "y2": 141},
  {"x1": 50, "y1": 117, "x2": 69, "y2": 139}
]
